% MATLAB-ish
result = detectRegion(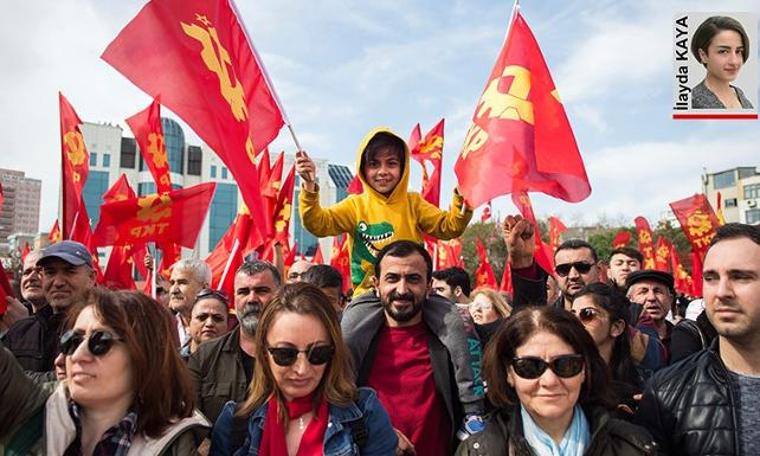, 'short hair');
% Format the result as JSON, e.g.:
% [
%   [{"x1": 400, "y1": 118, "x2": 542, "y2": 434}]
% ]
[
  {"x1": 64, "y1": 289, "x2": 194, "y2": 438},
  {"x1": 708, "y1": 223, "x2": 760, "y2": 250},
  {"x1": 608, "y1": 247, "x2": 643, "y2": 264},
  {"x1": 360, "y1": 132, "x2": 406, "y2": 178},
  {"x1": 237, "y1": 283, "x2": 357, "y2": 419},
  {"x1": 302, "y1": 264, "x2": 343, "y2": 291},
  {"x1": 171, "y1": 258, "x2": 211, "y2": 285},
  {"x1": 471, "y1": 287, "x2": 511, "y2": 318},
  {"x1": 691, "y1": 16, "x2": 750, "y2": 64},
  {"x1": 375, "y1": 240, "x2": 432, "y2": 281},
  {"x1": 236, "y1": 260, "x2": 282, "y2": 286},
  {"x1": 432, "y1": 267, "x2": 471, "y2": 297},
  {"x1": 484, "y1": 306, "x2": 614, "y2": 409},
  {"x1": 555, "y1": 239, "x2": 598, "y2": 263}
]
